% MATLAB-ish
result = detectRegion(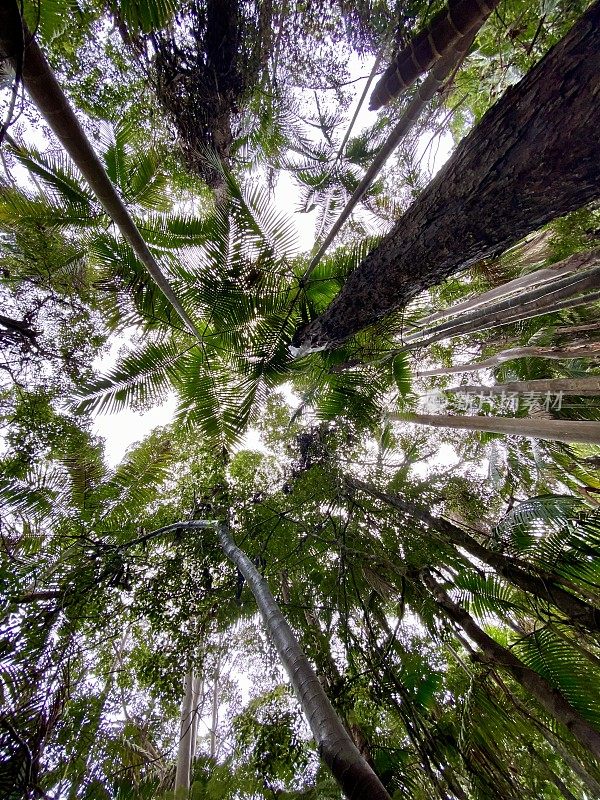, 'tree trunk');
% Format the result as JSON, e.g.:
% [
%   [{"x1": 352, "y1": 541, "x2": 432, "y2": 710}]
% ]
[
  {"x1": 209, "y1": 643, "x2": 221, "y2": 760},
  {"x1": 445, "y1": 377, "x2": 600, "y2": 397},
  {"x1": 292, "y1": 2, "x2": 600, "y2": 353},
  {"x1": 370, "y1": 0, "x2": 500, "y2": 109},
  {"x1": 189, "y1": 673, "x2": 202, "y2": 769},
  {"x1": 216, "y1": 524, "x2": 392, "y2": 800},
  {"x1": 404, "y1": 249, "x2": 600, "y2": 346},
  {"x1": 175, "y1": 671, "x2": 195, "y2": 795},
  {"x1": 0, "y1": 1, "x2": 201, "y2": 340},
  {"x1": 420, "y1": 570, "x2": 600, "y2": 761},
  {"x1": 304, "y1": 32, "x2": 475, "y2": 279},
  {"x1": 418, "y1": 342, "x2": 600, "y2": 376},
  {"x1": 393, "y1": 412, "x2": 600, "y2": 445},
  {"x1": 347, "y1": 478, "x2": 600, "y2": 632}
]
